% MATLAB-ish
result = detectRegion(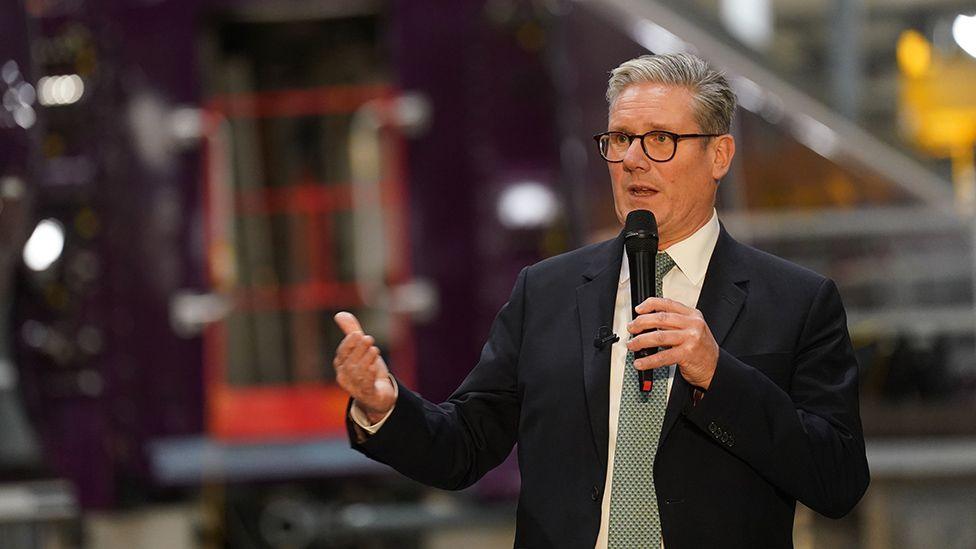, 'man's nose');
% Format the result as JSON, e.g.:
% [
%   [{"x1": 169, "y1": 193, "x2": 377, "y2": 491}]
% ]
[{"x1": 621, "y1": 138, "x2": 649, "y2": 171}]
